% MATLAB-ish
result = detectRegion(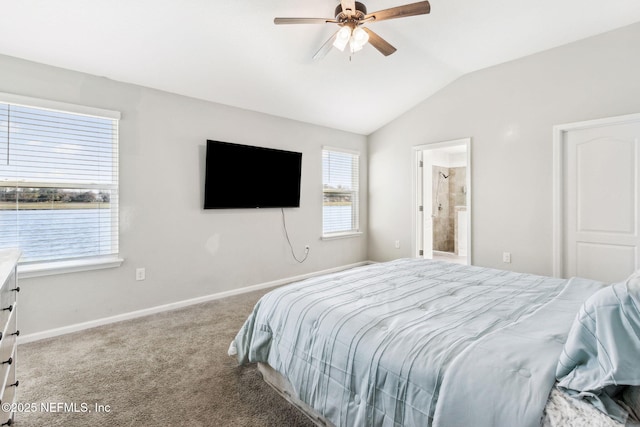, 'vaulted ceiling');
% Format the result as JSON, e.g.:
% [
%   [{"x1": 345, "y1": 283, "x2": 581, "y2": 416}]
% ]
[{"x1": 1, "y1": 0, "x2": 640, "y2": 135}]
